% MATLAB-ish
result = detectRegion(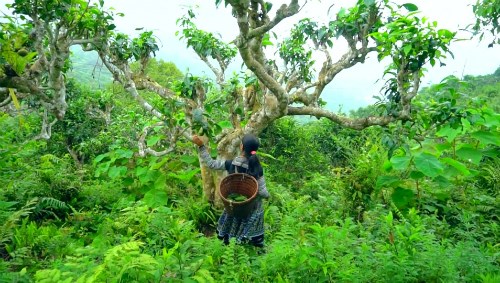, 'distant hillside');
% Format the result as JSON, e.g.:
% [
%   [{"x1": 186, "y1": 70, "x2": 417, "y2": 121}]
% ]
[
  {"x1": 349, "y1": 67, "x2": 500, "y2": 118},
  {"x1": 68, "y1": 47, "x2": 113, "y2": 89}
]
